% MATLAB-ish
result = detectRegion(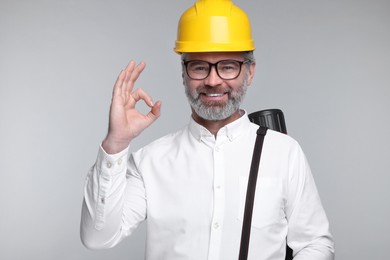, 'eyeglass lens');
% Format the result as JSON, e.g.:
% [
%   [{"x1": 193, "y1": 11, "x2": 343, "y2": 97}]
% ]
[{"x1": 185, "y1": 60, "x2": 244, "y2": 80}]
